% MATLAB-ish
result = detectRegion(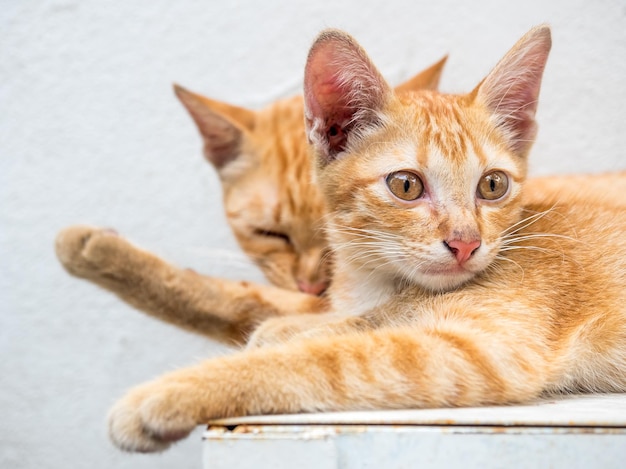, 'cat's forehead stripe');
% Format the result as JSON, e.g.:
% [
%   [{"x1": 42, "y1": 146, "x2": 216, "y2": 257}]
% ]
[
  {"x1": 467, "y1": 133, "x2": 488, "y2": 168},
  {"x1": 416, "y1": 134, "x2": 429, "y2": 168},
  {"x1": 412, "y1": 96, "x2": 476, "y2": 165}
]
